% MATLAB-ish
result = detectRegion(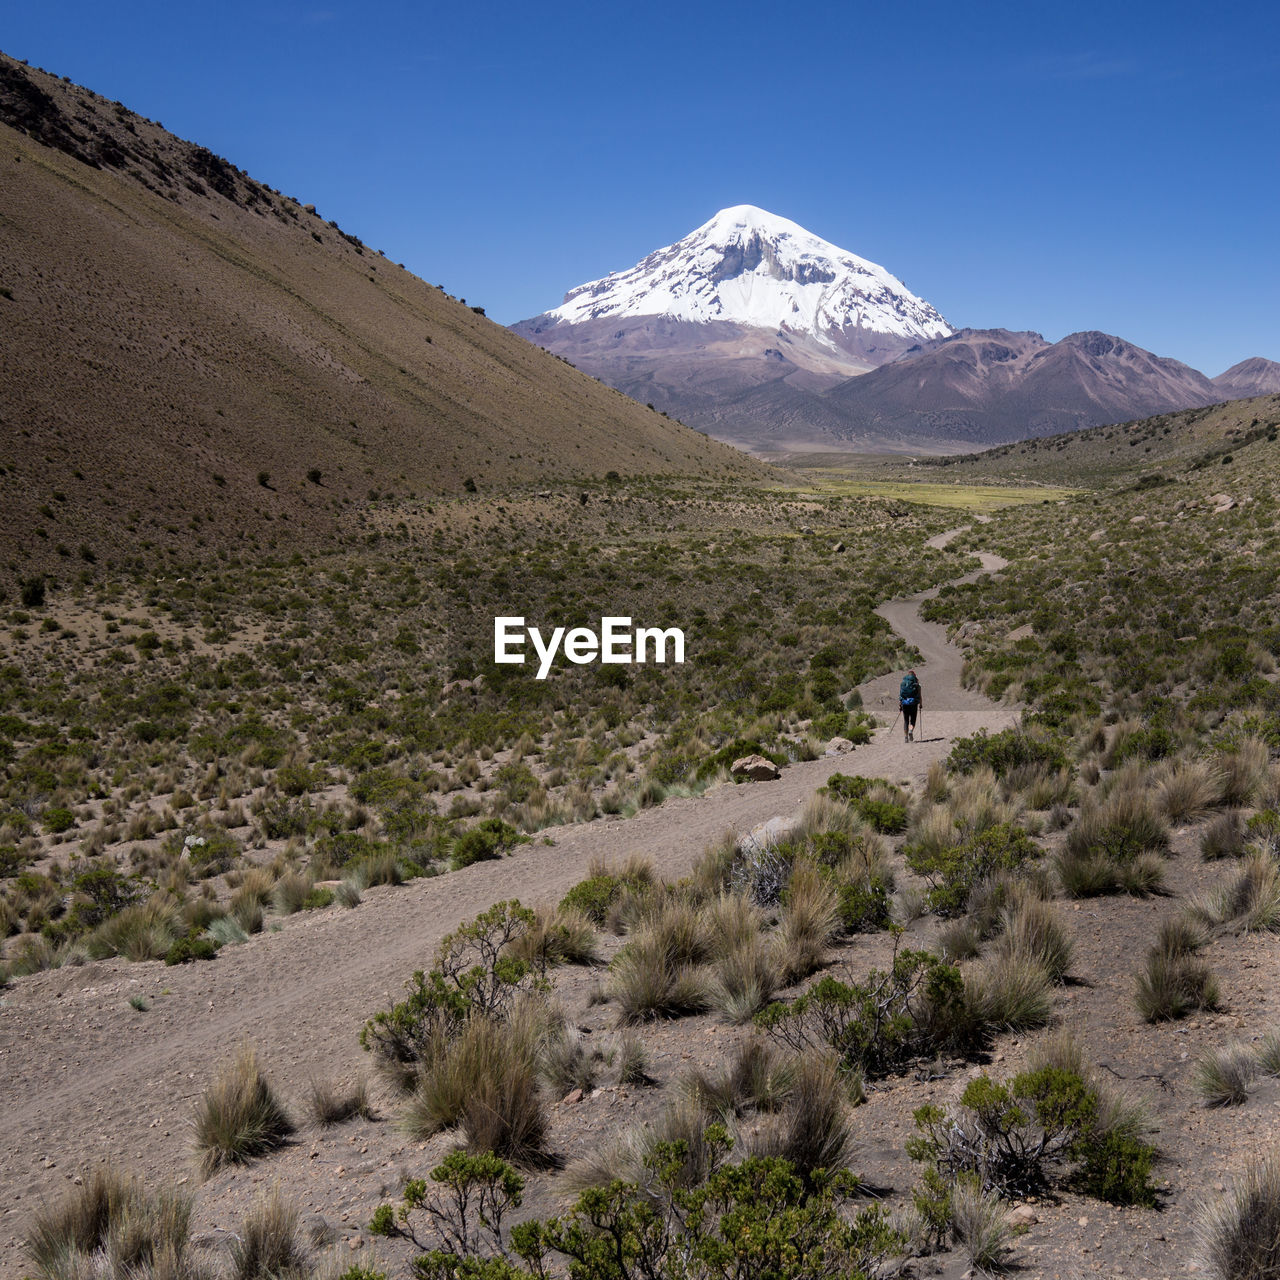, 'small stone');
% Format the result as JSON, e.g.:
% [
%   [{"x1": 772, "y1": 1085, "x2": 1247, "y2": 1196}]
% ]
[
  {"x1": 1007, "y1": 1205, "x2": 1038, "y2": 1227},
  {"x1": 562, "y1": 1088, "x2": 583, "y2": 1105}
]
